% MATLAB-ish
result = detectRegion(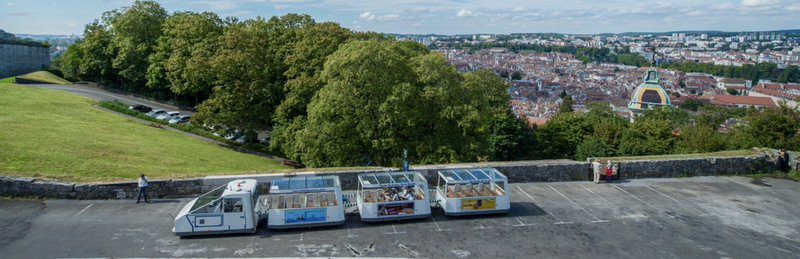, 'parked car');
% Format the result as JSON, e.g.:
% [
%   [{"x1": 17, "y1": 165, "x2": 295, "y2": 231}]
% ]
[
  {"x1": 156, "y1": 111, "x2": 180, "y2": 121},
  {"x1": 128, "y1": 104, "x2": 152, "y2": 113},
  {"x1": 168, "y1": 115, "x2": 191, "y2": 124},
  {"x1": 258, "y1": 136, "x2": 270, "y2": 146},
  {"x1": 146, "y1": 109, "x2": 166, "y2": 117},
  {"x1": 235, "y1": 136, "x2": 248, "y2": 143}
]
